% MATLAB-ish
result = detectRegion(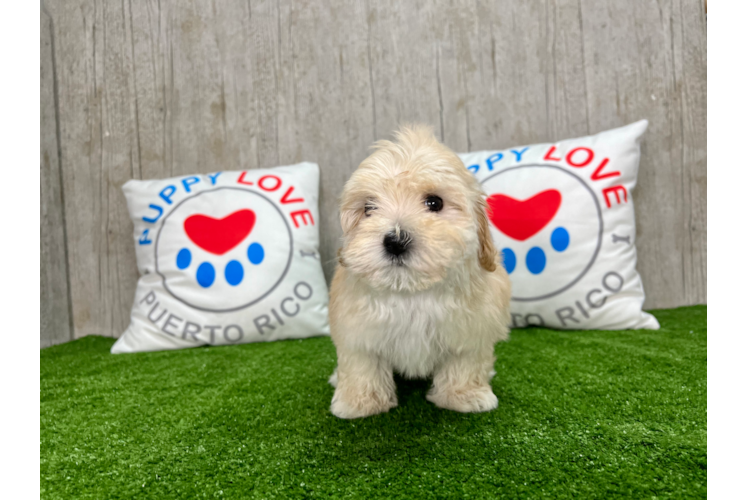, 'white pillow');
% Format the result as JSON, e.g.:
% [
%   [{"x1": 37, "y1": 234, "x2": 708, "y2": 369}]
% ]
[
  {"x1": 112, "y1": 162, "x2": 330, "y2": 353},
  {"x1": 459, "y1": 120, "x2": 659, "y2": 330}
]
